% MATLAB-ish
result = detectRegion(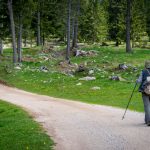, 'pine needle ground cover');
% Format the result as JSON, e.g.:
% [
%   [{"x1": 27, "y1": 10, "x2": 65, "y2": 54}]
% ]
[
  {"x1": 0, "y1": 100, "x2": 54, "y2": 150},
  {"x1": 0, "y1": 46, "x2": 150, "y2": 112}
]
